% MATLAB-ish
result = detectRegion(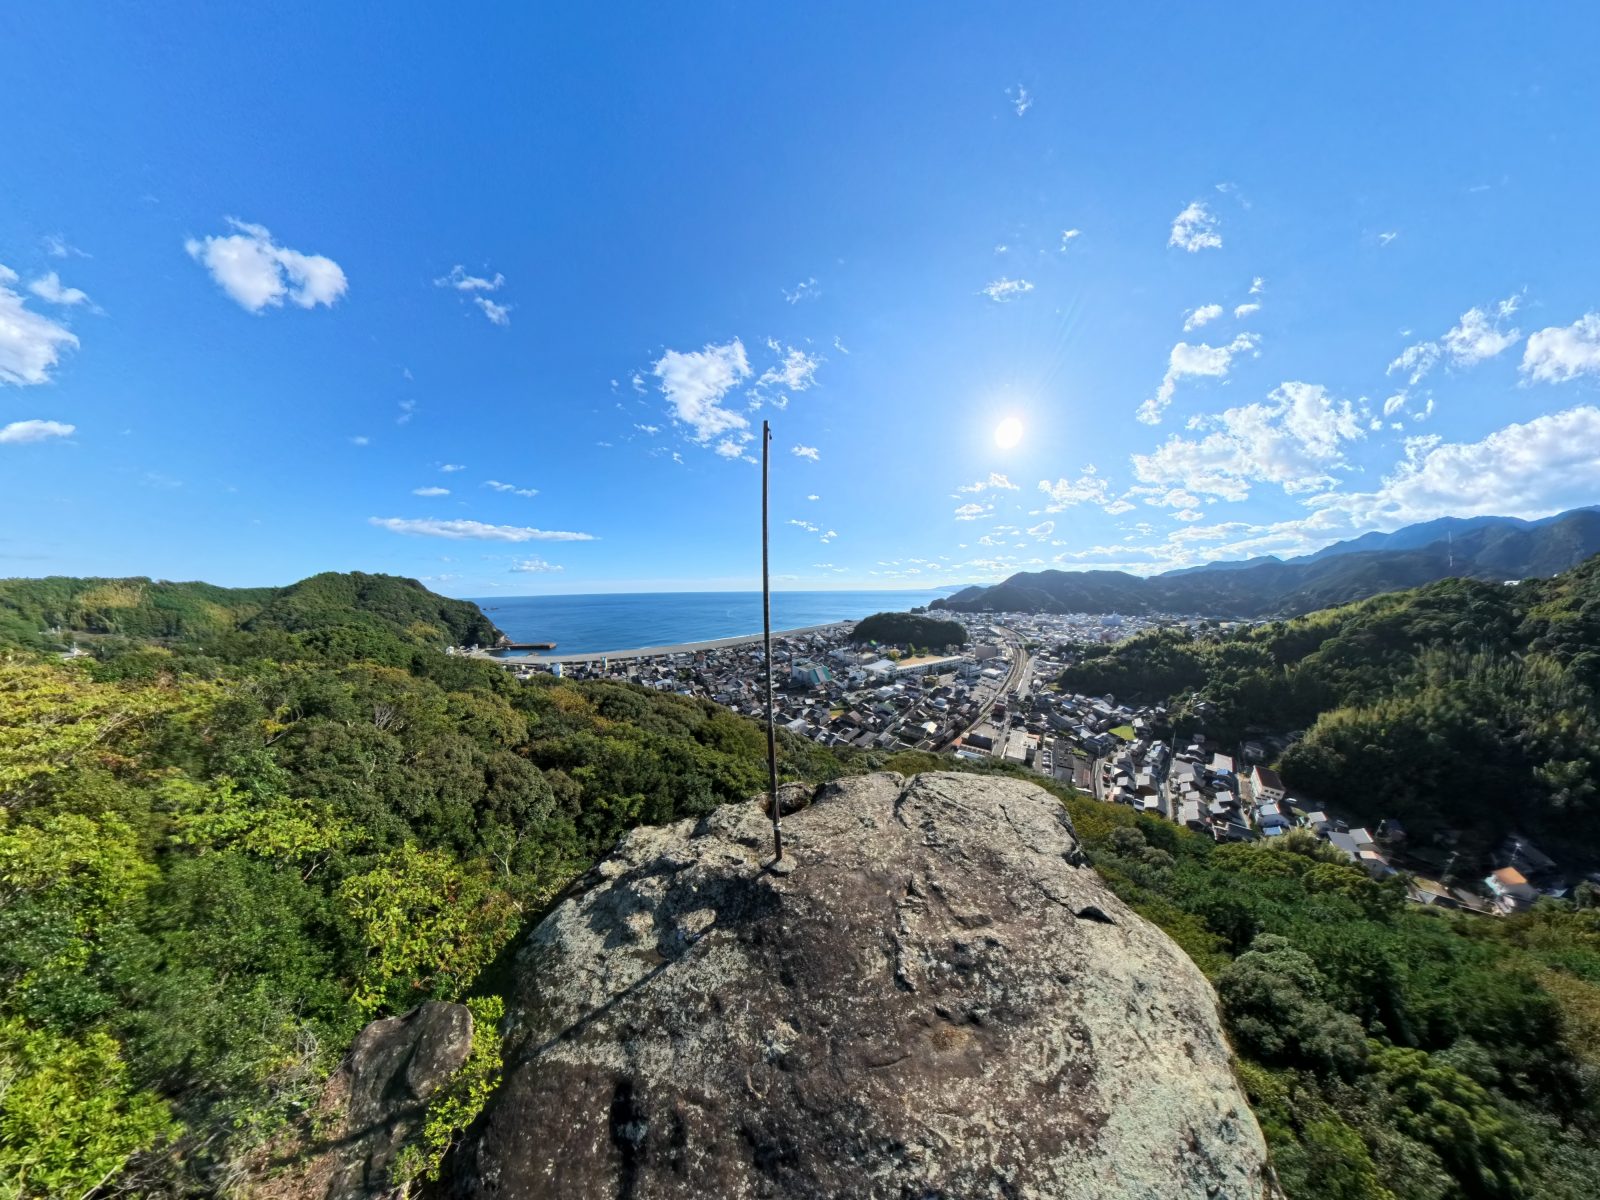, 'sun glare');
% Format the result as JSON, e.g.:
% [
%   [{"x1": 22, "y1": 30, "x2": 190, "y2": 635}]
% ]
[{"x1": 994, "y1": 416, "x2": 1024, "y2": 449}]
